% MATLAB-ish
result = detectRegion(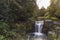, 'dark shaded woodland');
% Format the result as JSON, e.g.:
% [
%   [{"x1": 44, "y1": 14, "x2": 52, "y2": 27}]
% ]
[{"x1": 0, "y1": 0, "x2": 60, "y2": 40}]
